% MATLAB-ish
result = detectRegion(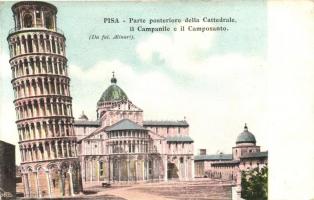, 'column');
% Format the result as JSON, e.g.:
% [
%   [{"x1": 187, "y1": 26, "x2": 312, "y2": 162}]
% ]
[
  {"x1": 74, "y1": 143, "x2": 77, "y2": 157},
  {"x1": 25, "y1": 38, "x2": 29, "y2": 54},
  {"x1": 142, "y1": 160, "x2": 145, "y2": 181},
  {"x1": 108, "y1": 158, "x2": 112, "y2": 182},
  {"x1": 52, "y1": 121, "x2": 56, "y2": 137},
  {"x1": 31, "y1": 35, "x2": 35, "y2": 53},
  {"x1": 46, "y1": 170, "x2": 51, "y2": 197},
  {"x1": 31, "y1": 144, "x2": 36, "y2": 161},
  {"x1": 49, "y1": 38, "x2": 53, "y2": 54},
  {"x1": 61, "y1": 141, "x2": 65, "y2": 157},
  {"x1": 34, "y1": 123, "x2": 39, "y2": 139},
  {"x1": 146, "y1": 159, "x2": 149, "y2": 180},
  {"x1": 47, "y1": 121, "x2": 52, "y2": 137},
  {"x1": 55, "y1": 141, "x2": 58, "y2": 158},
  {"x1": 38, "y1": 143, "x2": 43, "y2": 160},
  {"x1": 97, "y1": 160, "x2": 100, "y2": 182},
  {"x1": 41, "y1": 122, "x2": 46, "y2": 138},
  {"x1": 41, "y1": 10, "x2": 45, "y2": 28},
  {"x1": 61, "y1": 101, "x2": 65, "y2": 115},
  {"x1": 29, "y1": 148, "x2": 32, "y2": 161},
  {"x1": 127, "y1": 156, "x2": 130, "y2": 182},
  {"x1": 33, "y1": 10, "x2": 37, "y2": 27},
  {"x1": 69, "y1": 141, "x2": 73, "y2": 157},
  {"x1": 164, "y1": 155, "x2": 168, "y2": 181},
  {"x1": 47, "y1": 79, "x2": 51, "y2": 95},
  {"x1": 118, "y1": 160, "x2": 121, "y2": 182},
  {"x1": 54, "y1": 79, "x2": 57, "y2": 94},
  {"x1": 90, "y1": 160, "x2": 93, "y2": 182},
  {"x1": 43, "y1": 99, "x2": 48, "y2": 116},
  {"x1": 135, "y1": 159, "x2": 137, "y2": 182},
  {"x1": 23, "y1": 173, "x2": 30, "y2": 197},
  {"x1": 35, "y1": 172, "x2": 40, "y2": 197},
  {"x1": 43, "y1": 79, "x2": 47, "y2": 95},
  {"x1": 43, "y1": 142, "x2": 48, "y2": 160},
  {"x1": 184, "y1": 157, "x2": 188, "y2": 180},
  {"x1": 58, "y1": 122, "x2": 62, "y2": 136},
  {"x1": 43, "y1": 35, "x2": 47, "y2": 53},
  {"x1": 49, "y1": 142, "x2": 53, "y2": 159},
  {"x1": 191, "y1": 158, "x2": 195, "y2": 180},
  {"x1": 68, "y1": 167, "x2": 74, "y2": 196},
  {"x1": 66, "y1": 141, "x2": 70, "y2": 157}
]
